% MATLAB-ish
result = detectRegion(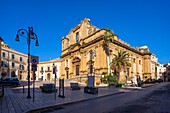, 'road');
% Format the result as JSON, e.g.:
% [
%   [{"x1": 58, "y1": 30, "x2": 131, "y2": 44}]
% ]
[{"x1": 41, "y1": 82, "x2": 170, "y2": 113}]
